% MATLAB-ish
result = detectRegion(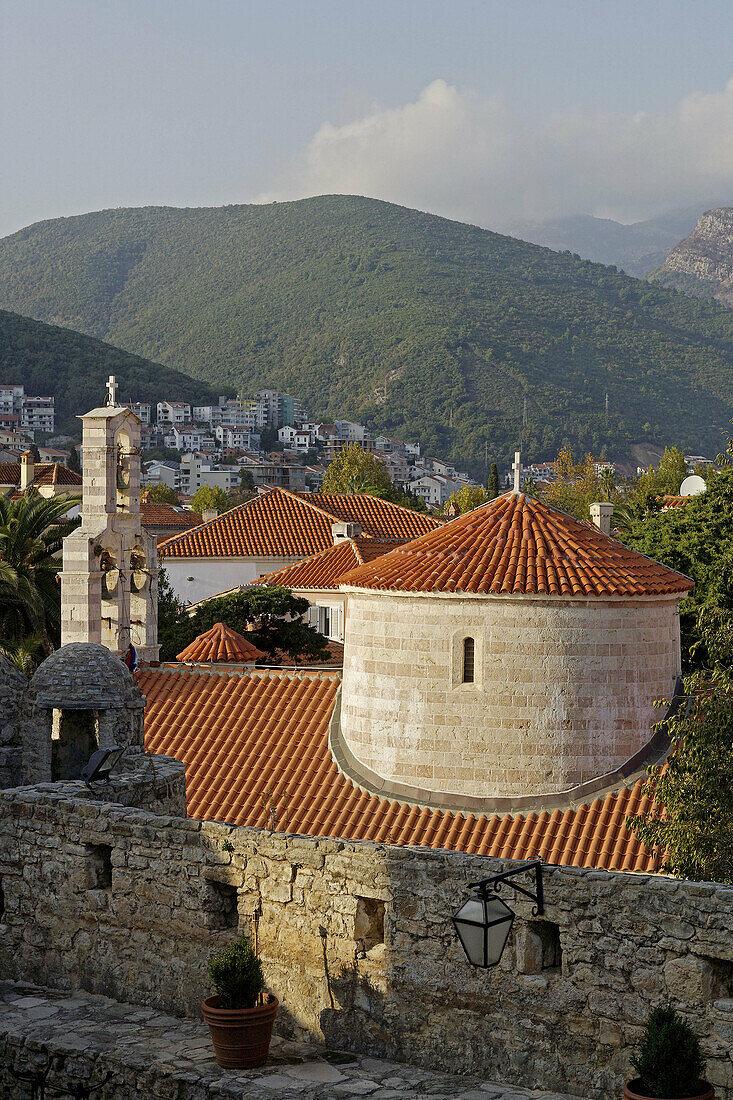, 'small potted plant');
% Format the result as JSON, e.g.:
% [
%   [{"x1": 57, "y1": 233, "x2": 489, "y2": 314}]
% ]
[
  {"x1": 624, "y1": 1003, "x2": 714, "y2": 1099},
  {"x1": 202, "y1": 934, "x2": 279, "y2": 1069}
]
